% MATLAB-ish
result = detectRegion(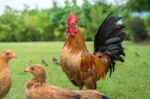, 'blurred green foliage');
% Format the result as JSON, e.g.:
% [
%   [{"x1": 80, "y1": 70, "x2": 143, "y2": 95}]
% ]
[
  {"x1": 126, "y1": 0, "x2": 150, "y2": 12},
  {"x1": 0, "y1": 0, "x2": 149, "y2": 42},
  {"x1": 126, "y1": 17, "x2": 148, "y2": 42}
]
